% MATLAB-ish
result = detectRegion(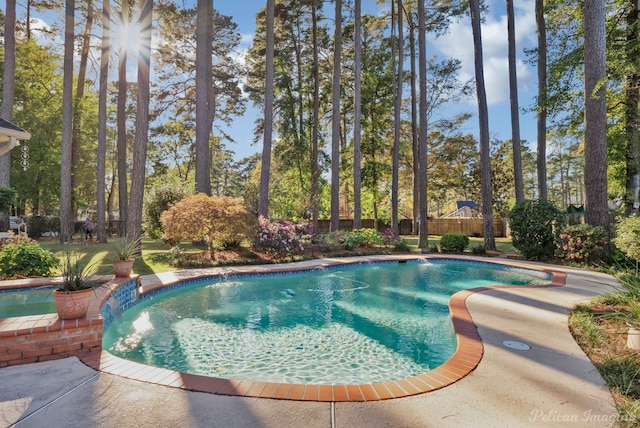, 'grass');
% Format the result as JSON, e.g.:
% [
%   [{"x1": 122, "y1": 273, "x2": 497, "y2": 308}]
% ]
[
  {"x1": 402, "y1": 235, "x2": 517, "y2": 254},
  {"x1": 38, "y1": 238, "x2": 199, "y2": 276},
  {"x1": 569, "y1": 280, "x2": 640, "y2": 426}
]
